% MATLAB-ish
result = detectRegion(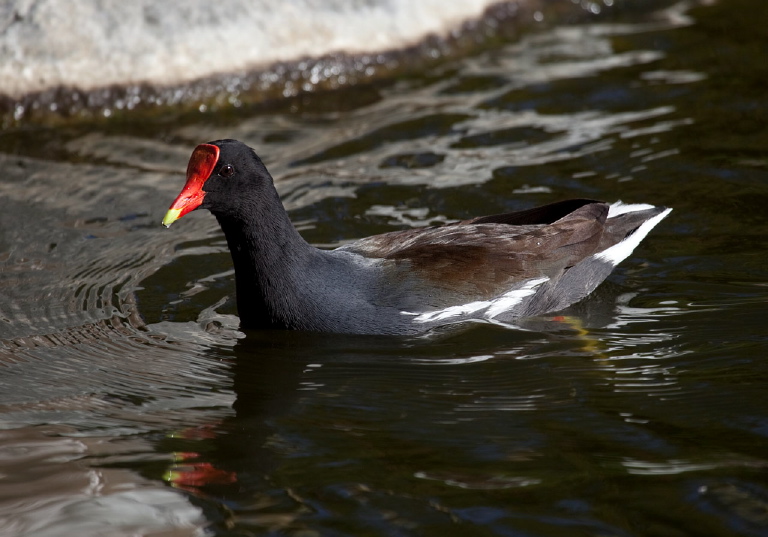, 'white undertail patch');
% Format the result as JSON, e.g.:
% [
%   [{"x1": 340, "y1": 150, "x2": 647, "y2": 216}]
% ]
[
  {"x1": 607, "y1": 201, "x2": 657, "y2": 218},
  {"x1": 595, "y1": 207, "x2": 672, "y2": 266}
]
